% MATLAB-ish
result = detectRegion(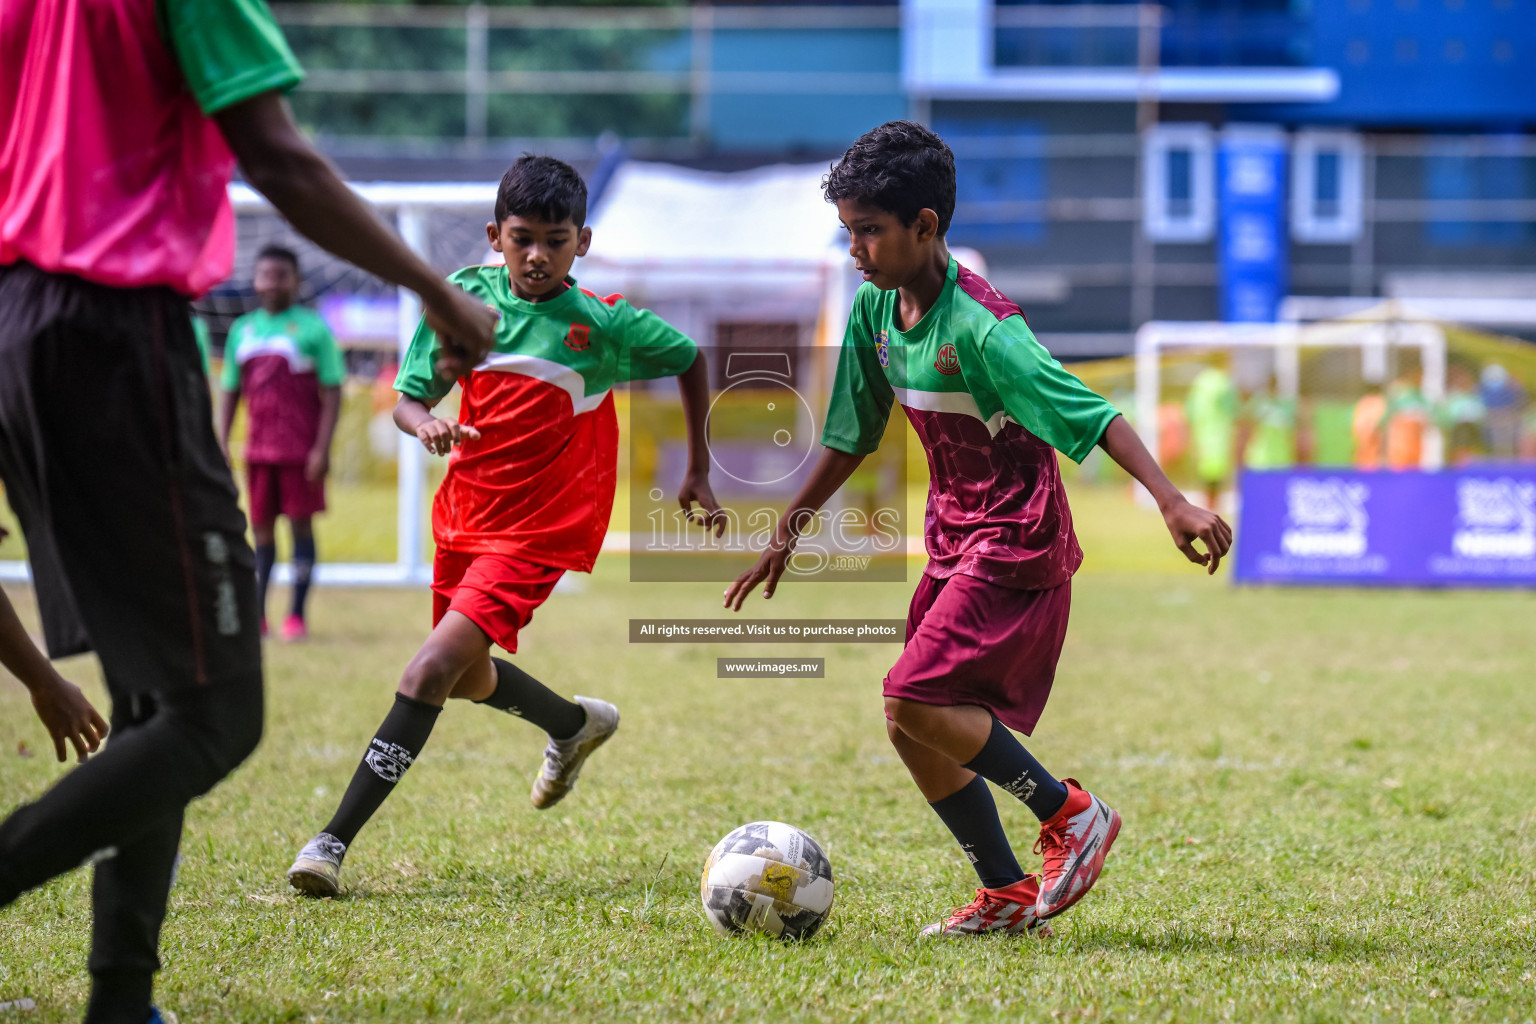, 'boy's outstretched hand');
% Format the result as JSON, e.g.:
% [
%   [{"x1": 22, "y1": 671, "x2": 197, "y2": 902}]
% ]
[
  {"x1": 1161, "y1": 496, "x2": 1233, "y2": 575},
  {"x1": 31, "y1": 676, "x2": 109, "y2": 764},
  {"x1": 416, "y1": 417, "x2": 481, "y2": 456},
  {"x1": 678, "y1": 470, "x2": 727, "y2": 538},
  {"x1": 723, "y1": 535, "x2": 793, "y2": 610}
]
